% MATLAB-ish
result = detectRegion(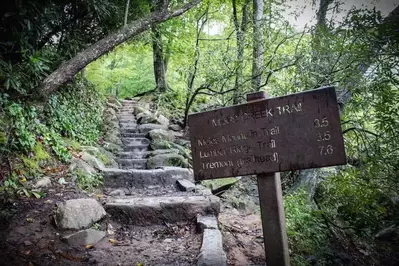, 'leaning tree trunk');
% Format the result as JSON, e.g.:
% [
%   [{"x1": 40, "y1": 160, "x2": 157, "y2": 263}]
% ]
[
  {"x1": 37, "y1": 0, "x2": 201, "y2": 98},
  {"x1": 251, "y1": 0, "x2": 264, "y2": 91}
]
